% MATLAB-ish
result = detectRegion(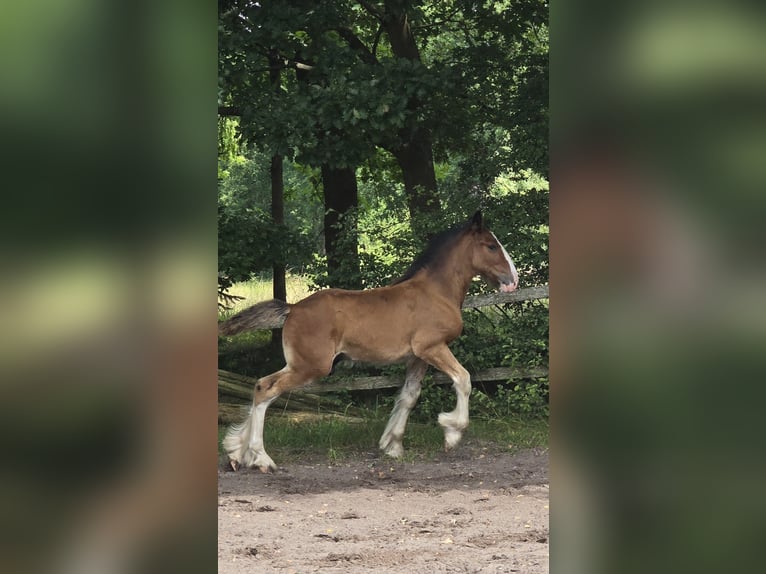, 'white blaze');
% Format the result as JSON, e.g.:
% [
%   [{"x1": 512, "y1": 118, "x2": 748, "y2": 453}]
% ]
[{"x1": 490, "y1": 232, "x2": 518, "y2": 287}]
